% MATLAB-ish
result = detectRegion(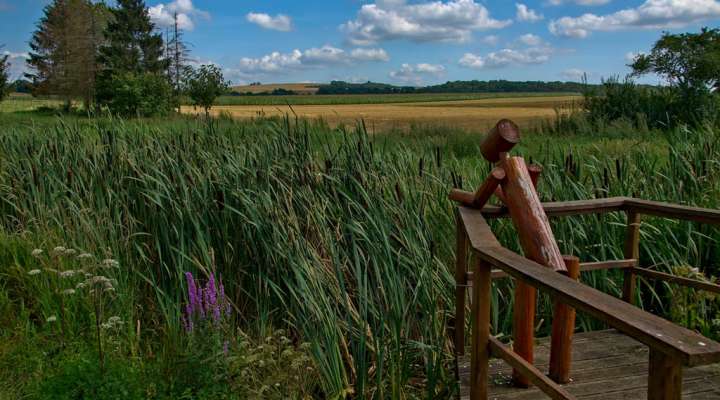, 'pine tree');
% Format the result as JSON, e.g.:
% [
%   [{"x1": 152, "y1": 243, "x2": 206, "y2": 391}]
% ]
[
  {"x1": 167, "y1": 12, "x2": 191, "y2": 93},
  {"x1": 0, "y1": 48, "x2": 9, "y2": 103},
  {"x1": 27, "y1": 0, "x2": 108, "y2": 110},
  {"x1": 98, "y1": 0, "x2": 167, "y2": 75}
]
